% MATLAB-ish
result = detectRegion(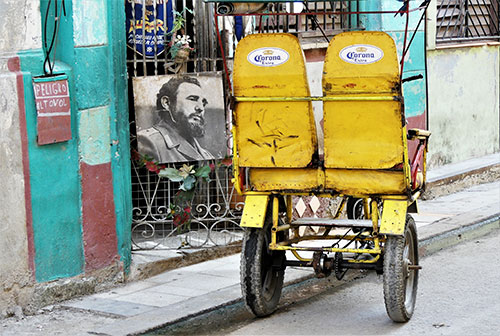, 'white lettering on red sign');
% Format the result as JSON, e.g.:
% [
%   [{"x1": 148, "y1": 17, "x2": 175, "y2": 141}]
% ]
[{"x1": 34, "y1": 79, "x2": 71, "y2": 115}]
